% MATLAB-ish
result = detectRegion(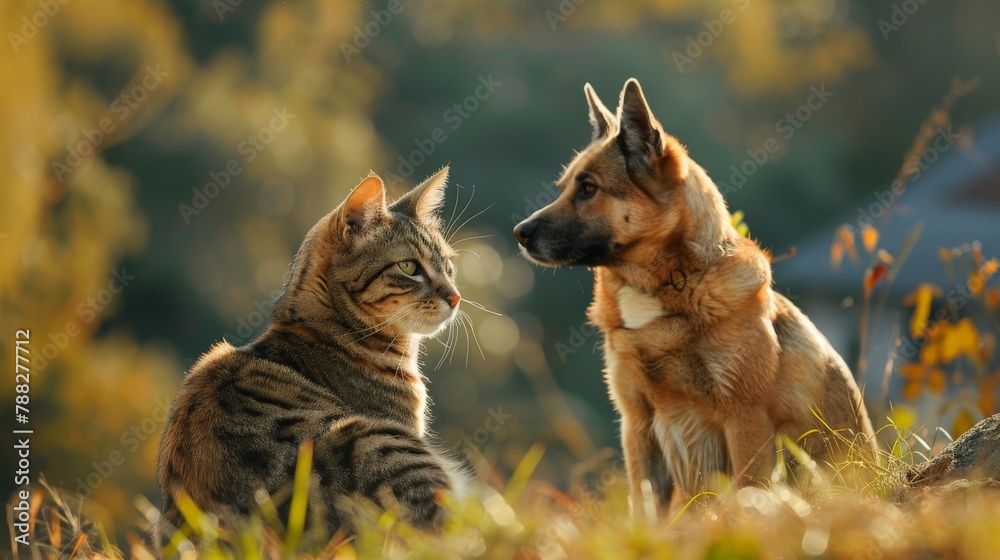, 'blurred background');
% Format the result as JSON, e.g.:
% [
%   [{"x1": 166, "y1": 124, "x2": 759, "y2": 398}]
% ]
[{"x1": 1, "y1": 0, "x2": 998, "y2": 545}]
